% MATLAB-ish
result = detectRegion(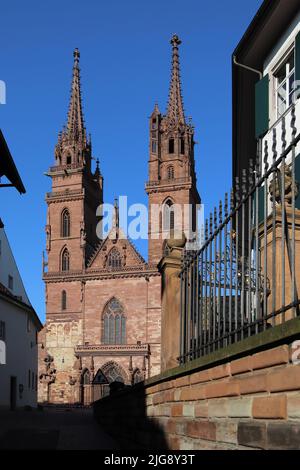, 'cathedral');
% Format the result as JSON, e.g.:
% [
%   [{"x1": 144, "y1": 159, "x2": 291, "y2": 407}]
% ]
[{"x1": 38, "y1": 35, "x2": 200, "y2": 405}]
